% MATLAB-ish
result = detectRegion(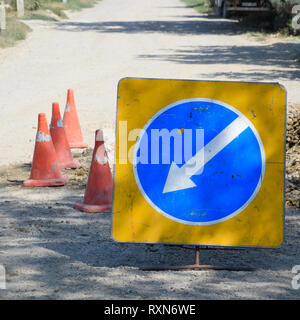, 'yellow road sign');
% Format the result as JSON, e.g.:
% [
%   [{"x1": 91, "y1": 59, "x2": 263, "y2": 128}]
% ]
[{"x1": 113, "y1": 78, "x2": 286, "y2": 247}]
